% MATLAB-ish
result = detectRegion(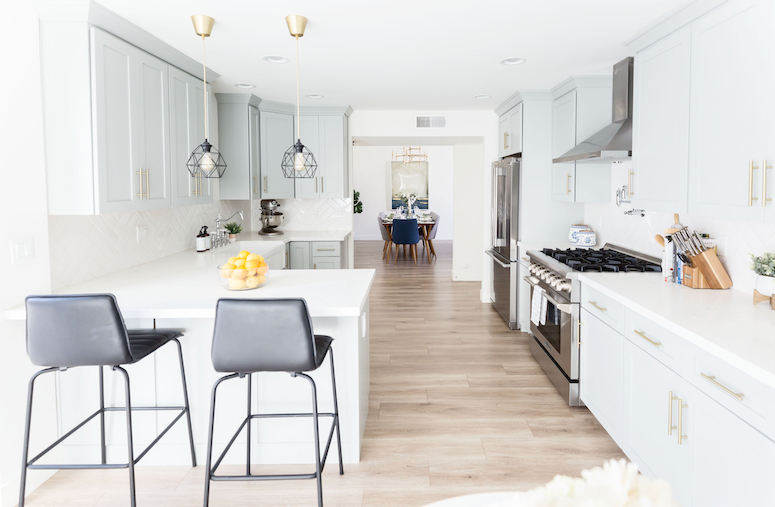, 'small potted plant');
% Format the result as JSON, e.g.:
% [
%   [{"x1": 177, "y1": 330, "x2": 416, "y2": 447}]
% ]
[
  {"x1": 223, "y1": 222, "x2": 243, "y2": 243},
  {"x1": 751, "y1": 252, "x2": 775, "y2": 298}
]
